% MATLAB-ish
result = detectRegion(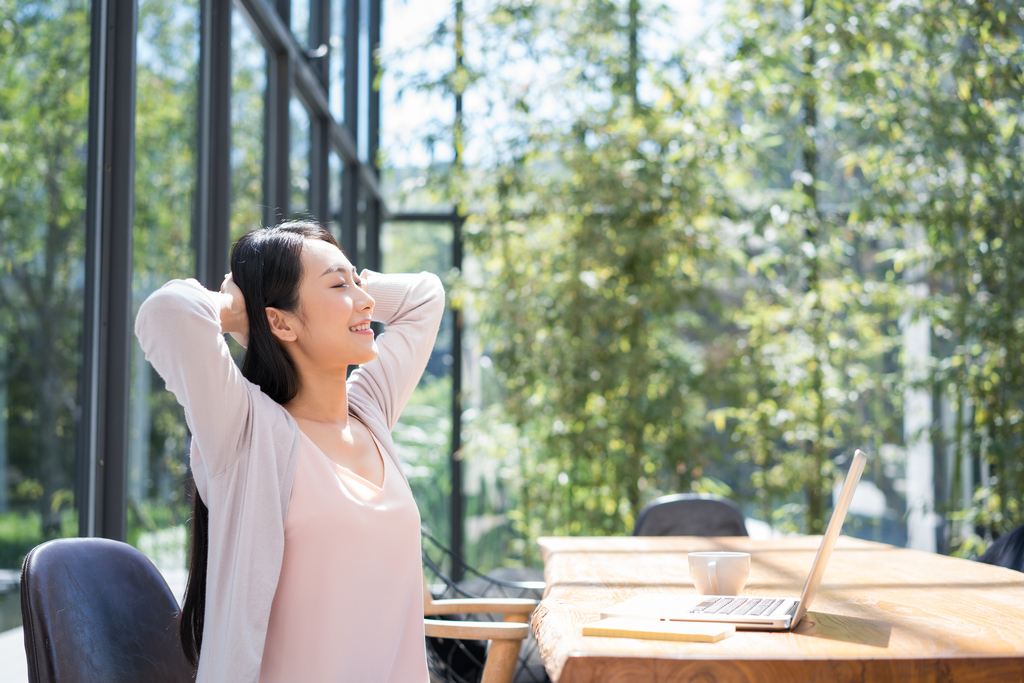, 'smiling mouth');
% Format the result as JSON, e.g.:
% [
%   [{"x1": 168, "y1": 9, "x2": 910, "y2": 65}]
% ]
[{"x1": 349, "y1": 321, "x2": 371, "y2": 332}]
